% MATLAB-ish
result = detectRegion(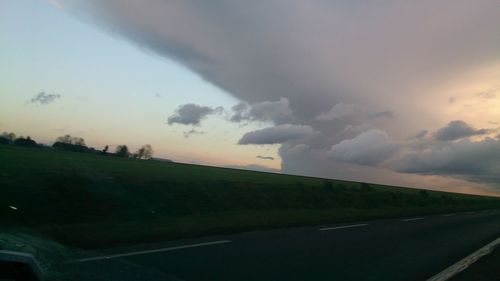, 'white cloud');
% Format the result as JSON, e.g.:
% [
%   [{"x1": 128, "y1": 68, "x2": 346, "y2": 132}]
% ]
[{"x1": 328, "y1": 129, "x2": 398, "y2": 166}]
